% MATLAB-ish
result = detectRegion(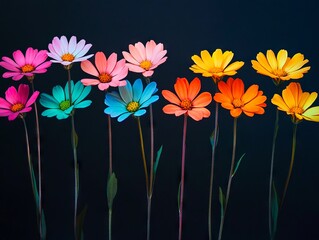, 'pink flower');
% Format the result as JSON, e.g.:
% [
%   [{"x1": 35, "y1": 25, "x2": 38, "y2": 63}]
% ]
[
  {"x1": 47, "y1": 36, "x2": 93, "y2": 66},
  {"x1": 0, "y1": 84, "x2": 39, "y2": 121},
  {"x1": 122, "y1": 40, "x2": 167, "y2": 77},
  {"x1": 0, "y1": 47, "x2": 52, "y2": 81},
  {"x1": 80, "y1": 52, "x2": 128, "y2": 91}
]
